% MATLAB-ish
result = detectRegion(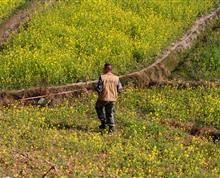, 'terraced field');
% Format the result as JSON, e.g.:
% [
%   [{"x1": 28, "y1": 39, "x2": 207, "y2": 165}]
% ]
[
  {"x1": 173, "y1": 19, "x2": 220, "y2": 81},
  {"x1": 0, "y1": 87, "x2": 219, "y2": 177},
  {"x1": 0, "y1": 0, "x2": 29, "y2": 24},
  {"x1": 0, "y1": 0, "x2": 219, "y2": 89},
  {"x1": 0, "y1": 1, "x2": 220, "y2": 177}
]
